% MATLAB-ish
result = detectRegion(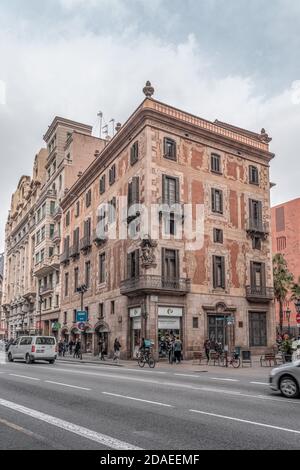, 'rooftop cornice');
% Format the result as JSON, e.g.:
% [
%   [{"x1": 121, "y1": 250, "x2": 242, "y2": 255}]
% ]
[{"x1": 60, "y1": 97, "x2": 275, "y2": 210}]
